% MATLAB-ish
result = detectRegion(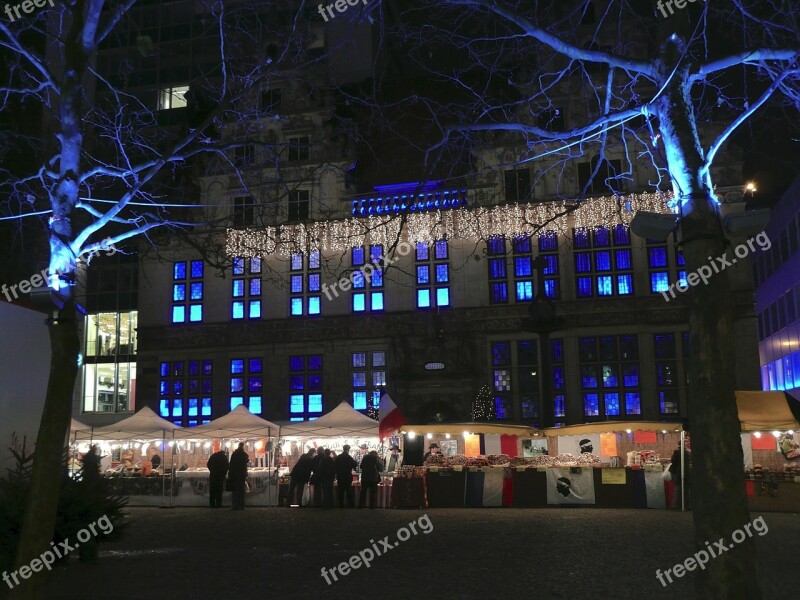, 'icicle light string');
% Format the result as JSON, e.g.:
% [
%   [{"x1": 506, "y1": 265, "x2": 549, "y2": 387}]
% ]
[{"x1": 226, "y1": 191, "x2": 673, "y2": 257}]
